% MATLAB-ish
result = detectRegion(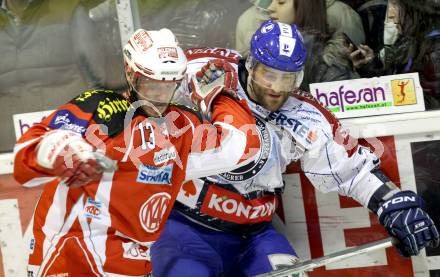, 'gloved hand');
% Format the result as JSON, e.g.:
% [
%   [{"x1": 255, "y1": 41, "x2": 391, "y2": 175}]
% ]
[
  {"x1": 377, "y1": 190, "x2": 440, "y2": 257},
  {"x1": 190, "y1": 58, "x2": 238, "y2": 114},
  {"x1": 36, "y1": 130, "x2": 109, "y2": 188}
]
